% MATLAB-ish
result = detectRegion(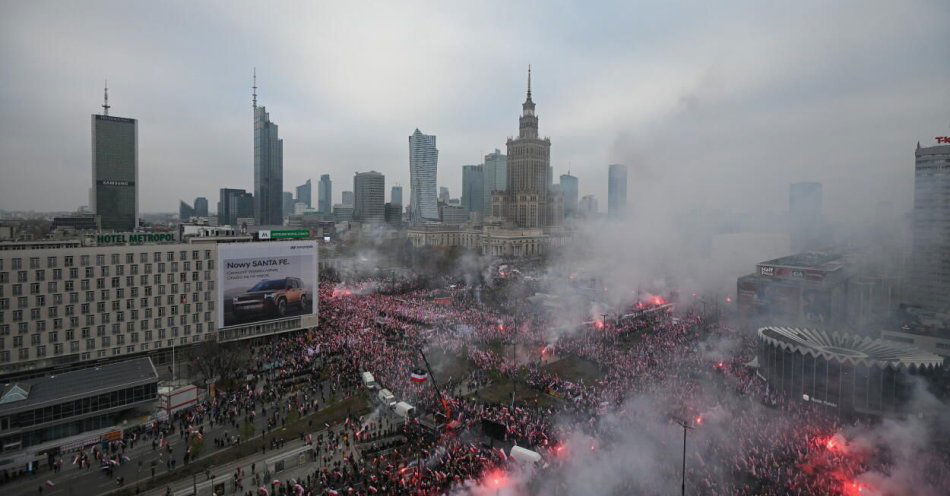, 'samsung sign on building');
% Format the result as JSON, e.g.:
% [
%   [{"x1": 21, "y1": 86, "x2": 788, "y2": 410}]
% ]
[{"x1": 95, "y1": 232, "x2": 176, "y2": 245}]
